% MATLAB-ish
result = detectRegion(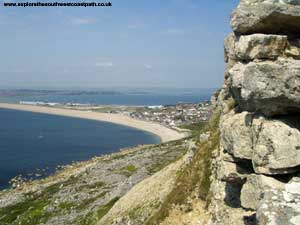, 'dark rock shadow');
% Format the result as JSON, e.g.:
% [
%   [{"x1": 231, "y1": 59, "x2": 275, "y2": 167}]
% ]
[{"x1": 224, "y1": 181, "x2": 243, "y2": 208}]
